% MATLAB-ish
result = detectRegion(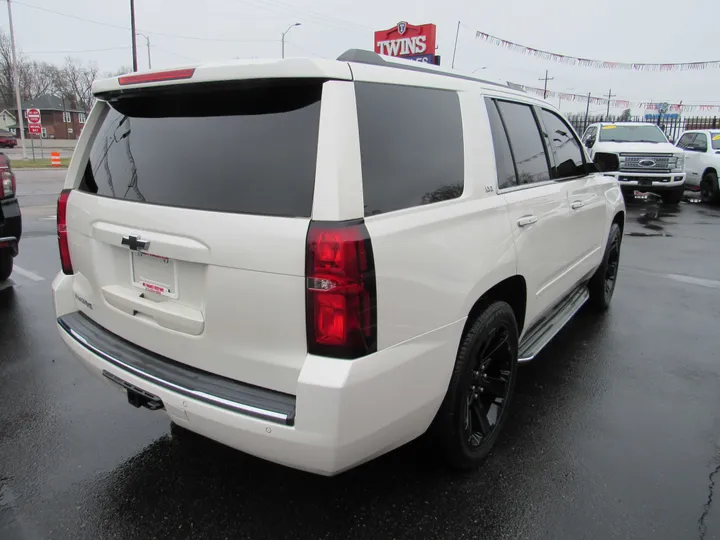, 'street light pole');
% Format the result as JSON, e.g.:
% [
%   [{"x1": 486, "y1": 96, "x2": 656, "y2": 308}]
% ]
[
  {"x1": 137, "y1": 32, "x2": 151, "y2": 69},
  {"x1": 130, "y1": 0, "x2": 138, "y2": 71},
  {"x1": 281, "y1": 23, "x2": 301, "y2": 59},
  {"x1": 6, "y1": 0, "x2": 27, "y2": 160}
]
